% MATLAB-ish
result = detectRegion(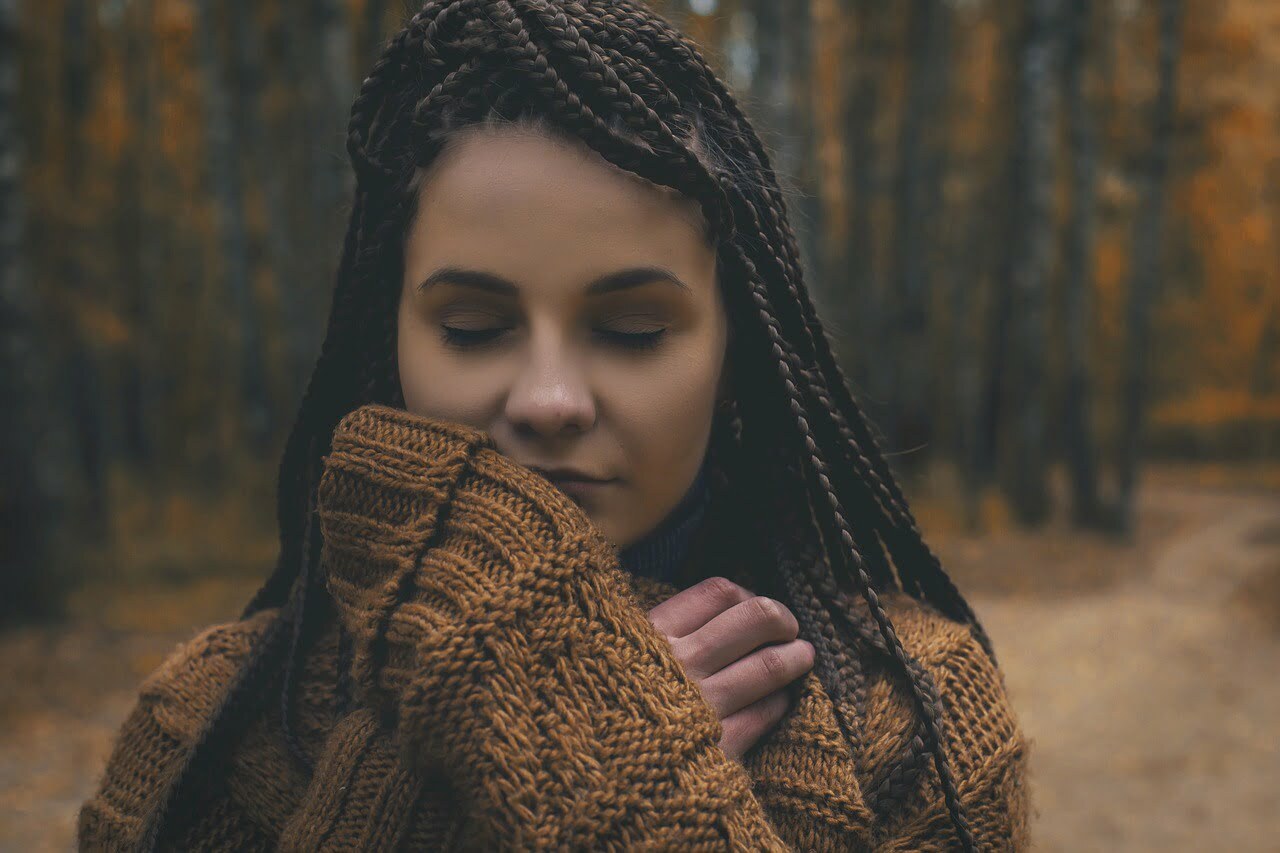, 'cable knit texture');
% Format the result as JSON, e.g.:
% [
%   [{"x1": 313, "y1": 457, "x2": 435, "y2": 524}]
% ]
[{"x1": 78, "y1": 404, "x2": 1032, "y2": 851}]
